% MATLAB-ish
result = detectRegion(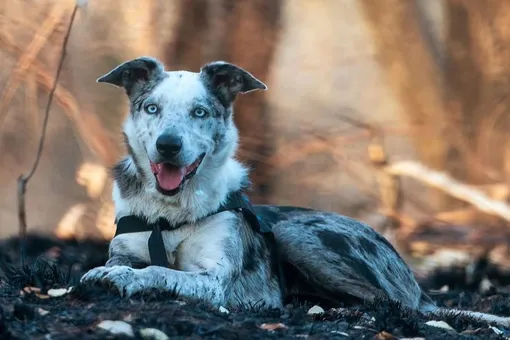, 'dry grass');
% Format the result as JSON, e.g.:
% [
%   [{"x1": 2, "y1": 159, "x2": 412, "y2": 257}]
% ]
[{"x1": 0, "y1": 3, "x2": 69, "y2": 131}]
